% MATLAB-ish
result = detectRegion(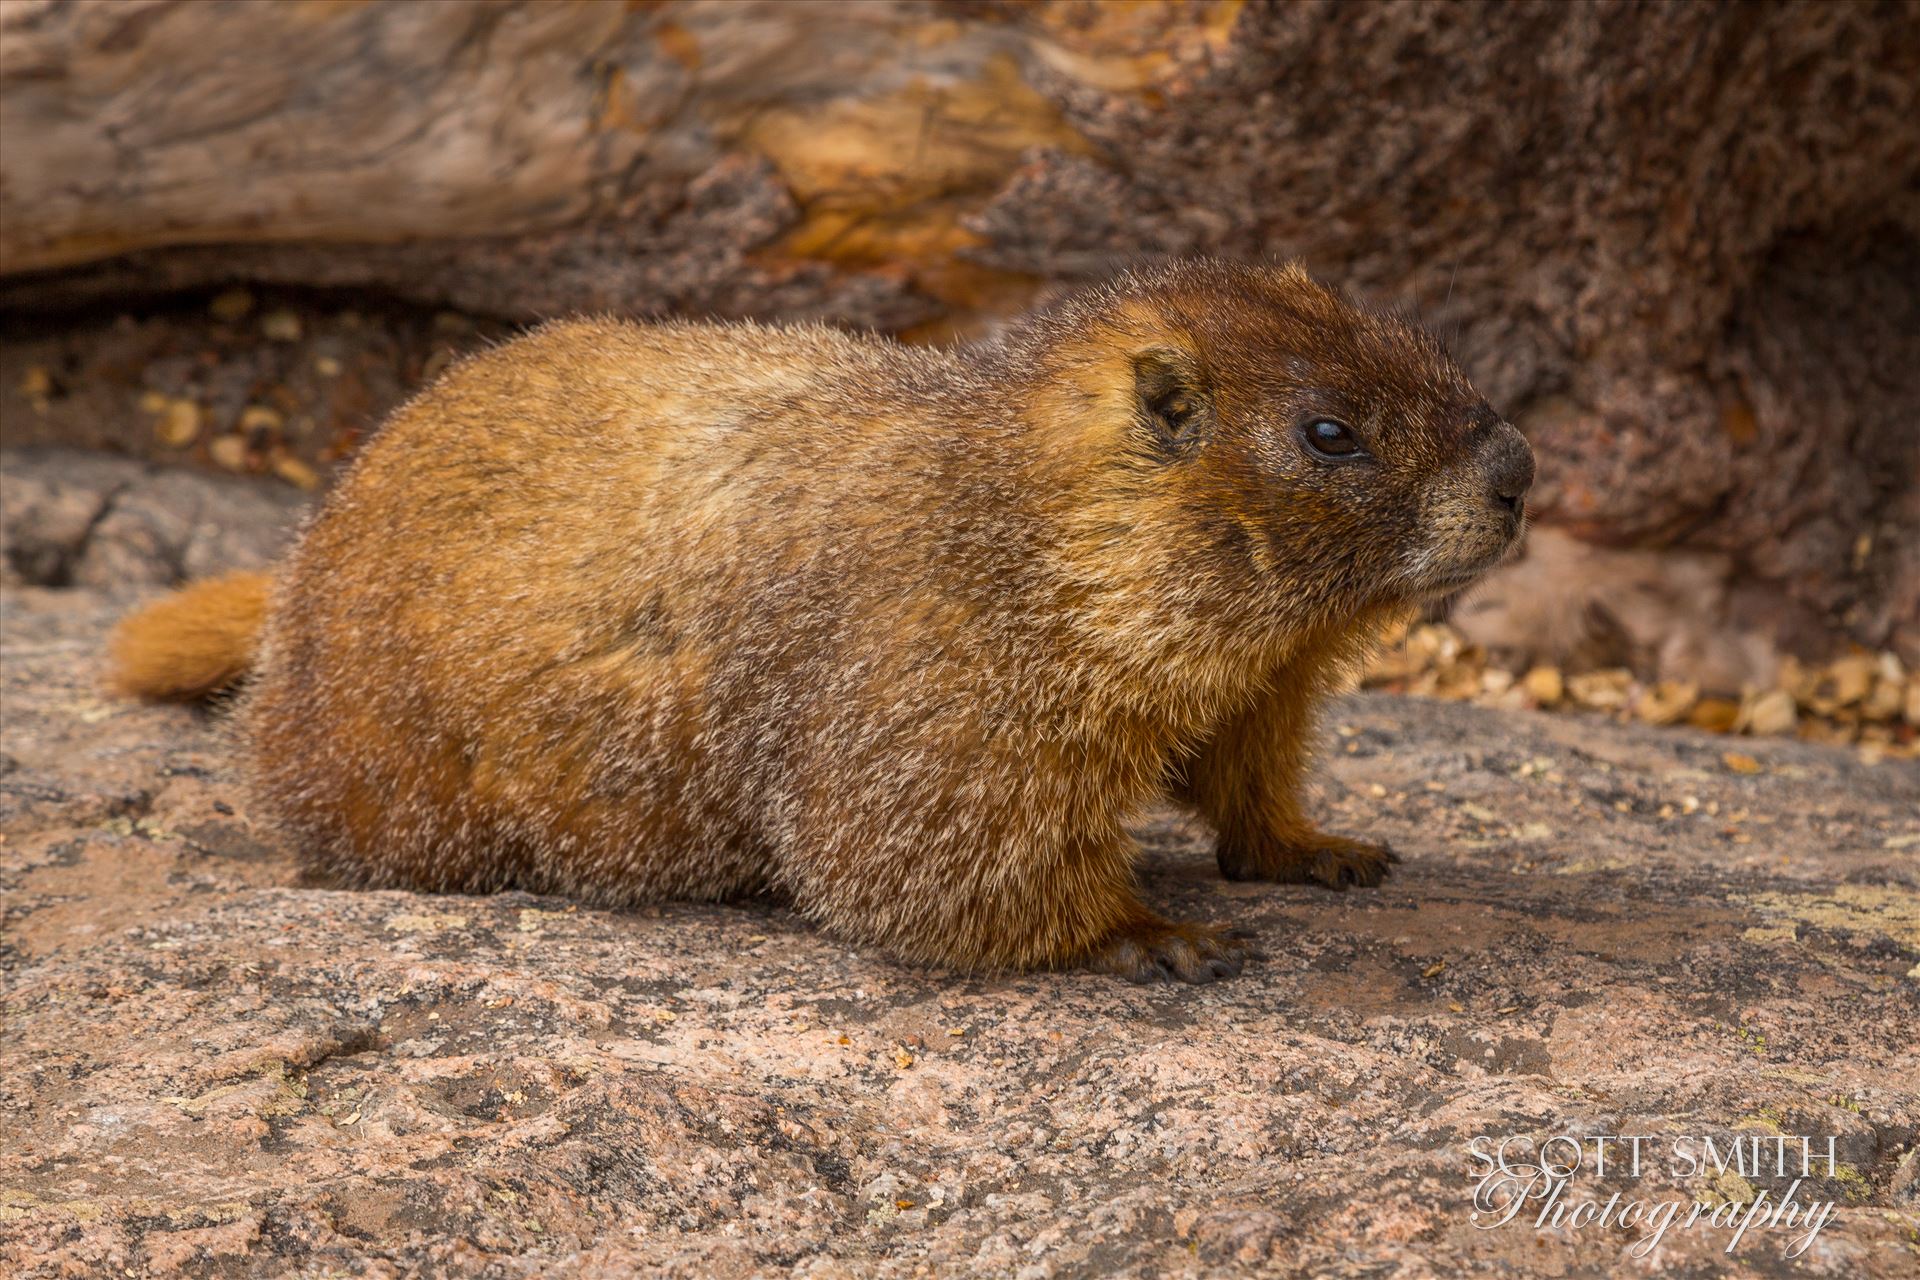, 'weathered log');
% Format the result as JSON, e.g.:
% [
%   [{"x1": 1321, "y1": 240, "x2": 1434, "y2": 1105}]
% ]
[{"x1": 2, "y1": 0, "x2": 1916, "y2": 667}]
